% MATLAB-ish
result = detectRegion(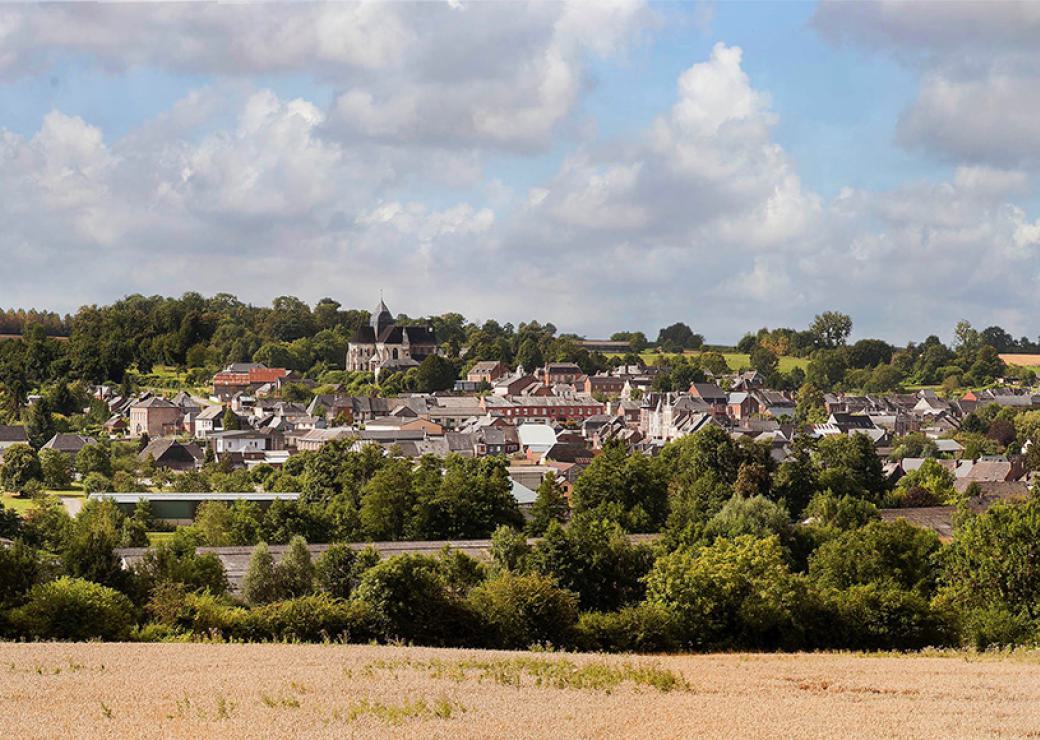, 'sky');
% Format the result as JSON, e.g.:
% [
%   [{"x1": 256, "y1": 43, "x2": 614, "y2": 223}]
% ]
[{"x1": 1, "y1": 1, "x2": 1039, "y2": 345}]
